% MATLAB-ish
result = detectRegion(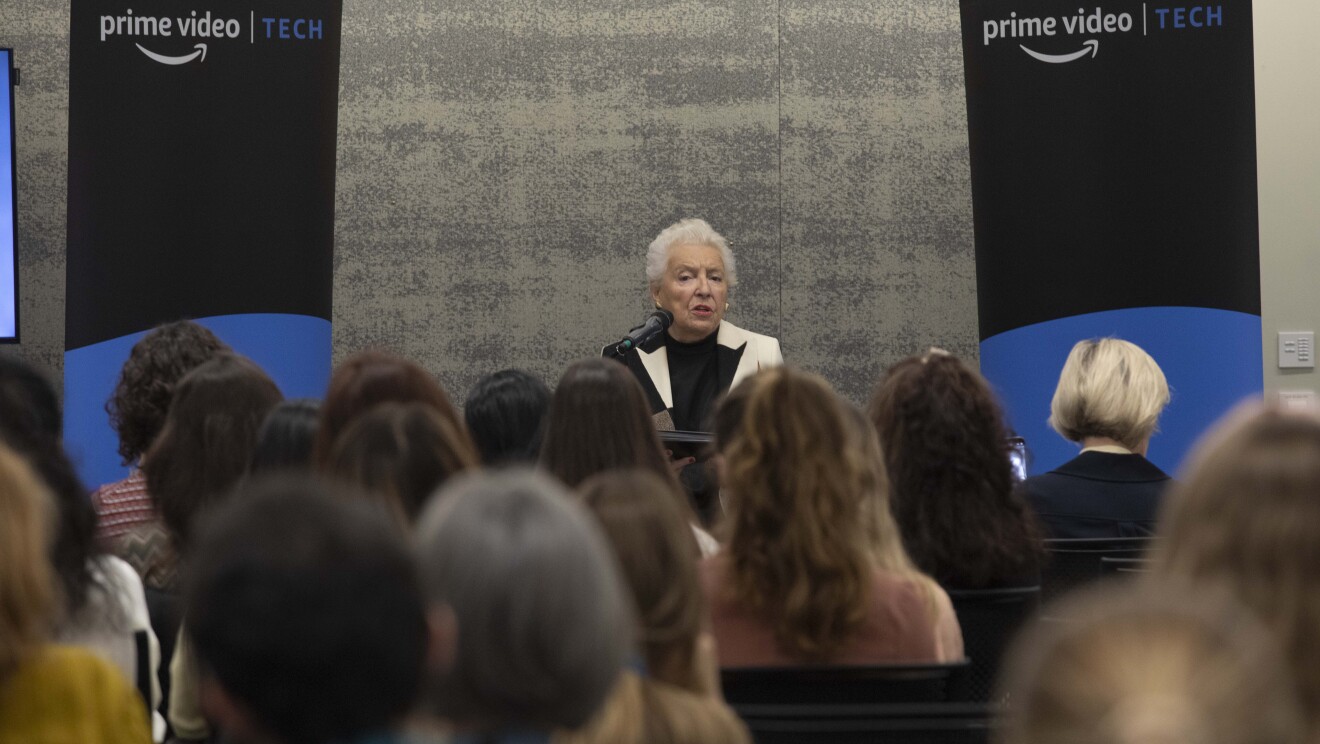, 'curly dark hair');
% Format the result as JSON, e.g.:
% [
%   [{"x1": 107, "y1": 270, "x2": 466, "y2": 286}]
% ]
[
  {"x1": 868, "y1": 352, "x2": 1044, "y2": 589},
  {"x1": 106, "y1": 320, "x2": 230, "y2": 465}
]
